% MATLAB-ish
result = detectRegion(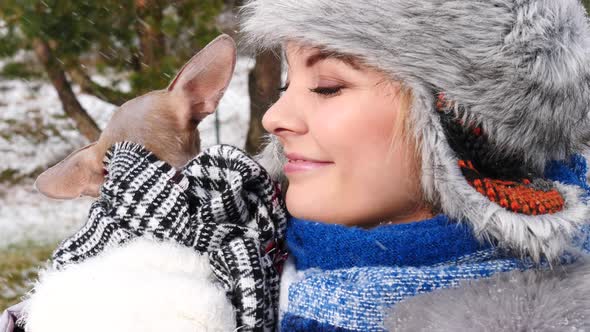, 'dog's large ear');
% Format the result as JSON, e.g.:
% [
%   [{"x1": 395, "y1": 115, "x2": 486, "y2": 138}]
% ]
[
  {"x1": 35, "y1": 143, "x2": 104, "y2": 199},
  {"x1": 167, "y1": 34, "x2": 237, "y2": 123}
]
